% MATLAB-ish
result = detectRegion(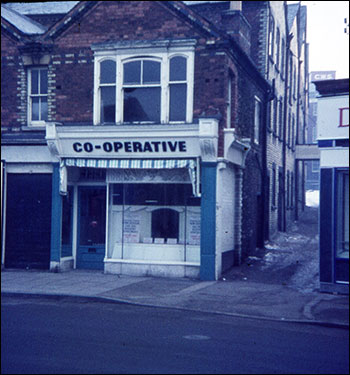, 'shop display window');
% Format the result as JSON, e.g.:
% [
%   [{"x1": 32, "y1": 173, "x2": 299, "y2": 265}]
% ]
[
  {"x1": 336, "y1": 171, "x2": 349, "y2": 259},
  {"x1": 108, "y1": 183, "x2": 200, "y2": 262}
]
